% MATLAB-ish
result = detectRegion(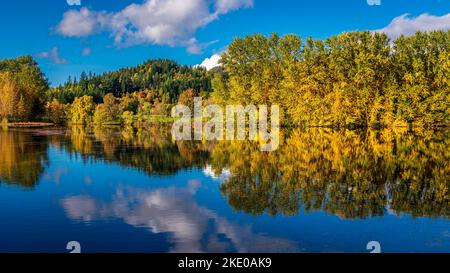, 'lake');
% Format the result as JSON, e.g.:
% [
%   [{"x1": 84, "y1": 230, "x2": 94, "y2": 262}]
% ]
[{"x1": 0, "y1": 125, "x2": 449, "y2": 253}]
